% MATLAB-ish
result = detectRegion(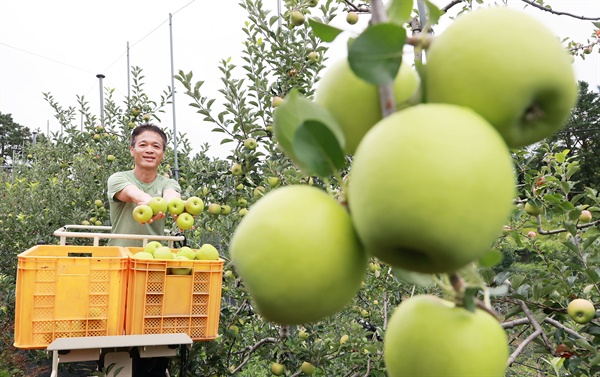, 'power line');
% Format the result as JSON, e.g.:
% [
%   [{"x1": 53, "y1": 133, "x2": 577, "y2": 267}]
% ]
[{"x1": 0, "y1": 42, "x2": 96, "y2": 75}]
